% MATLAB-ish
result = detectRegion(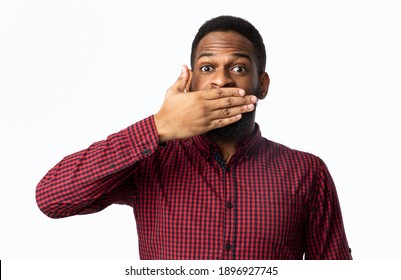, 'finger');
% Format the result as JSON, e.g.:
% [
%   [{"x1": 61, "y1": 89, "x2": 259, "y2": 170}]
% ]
[
  {"x1": 184, "y1": 69, "x2": 193, "y2": 93},
  {"x1": 209, "y1": 103, "x2": 256, "y2": 120},
  {"x1": 209, "y1": 95, "x2": 258, "y2": 110},
  {"x1": 203, "y1": 88, "x2": 246, "y2": 100},
  {"x1": 208, "y1": 114, "x2": 243, "y2": 129}
]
